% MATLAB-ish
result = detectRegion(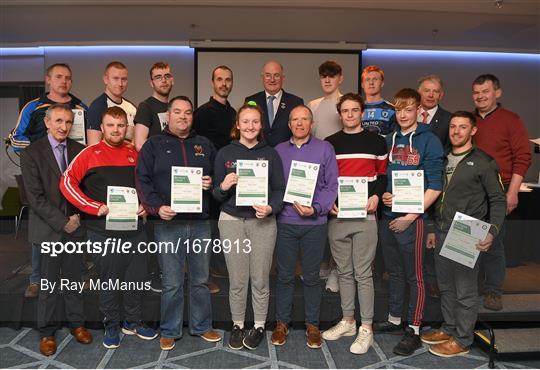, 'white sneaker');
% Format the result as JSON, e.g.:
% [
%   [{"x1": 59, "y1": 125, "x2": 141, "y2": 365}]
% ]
[
  {"x1": 350, "y1": 326, "x2": 373, "y2": 354},
  {"x1": 325, "y1": 269, "x2": 339, "y2": 292},
  {"x1": 322, "y1": 320, "x2": 357, "y2": 341}
]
